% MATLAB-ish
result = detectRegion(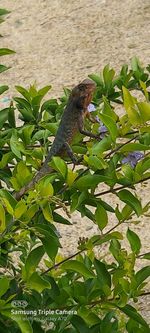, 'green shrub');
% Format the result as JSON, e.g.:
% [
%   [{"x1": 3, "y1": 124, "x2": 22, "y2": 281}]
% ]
[{"x1": 0, "y1": 7, "x2": 150, "y2": 333}]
